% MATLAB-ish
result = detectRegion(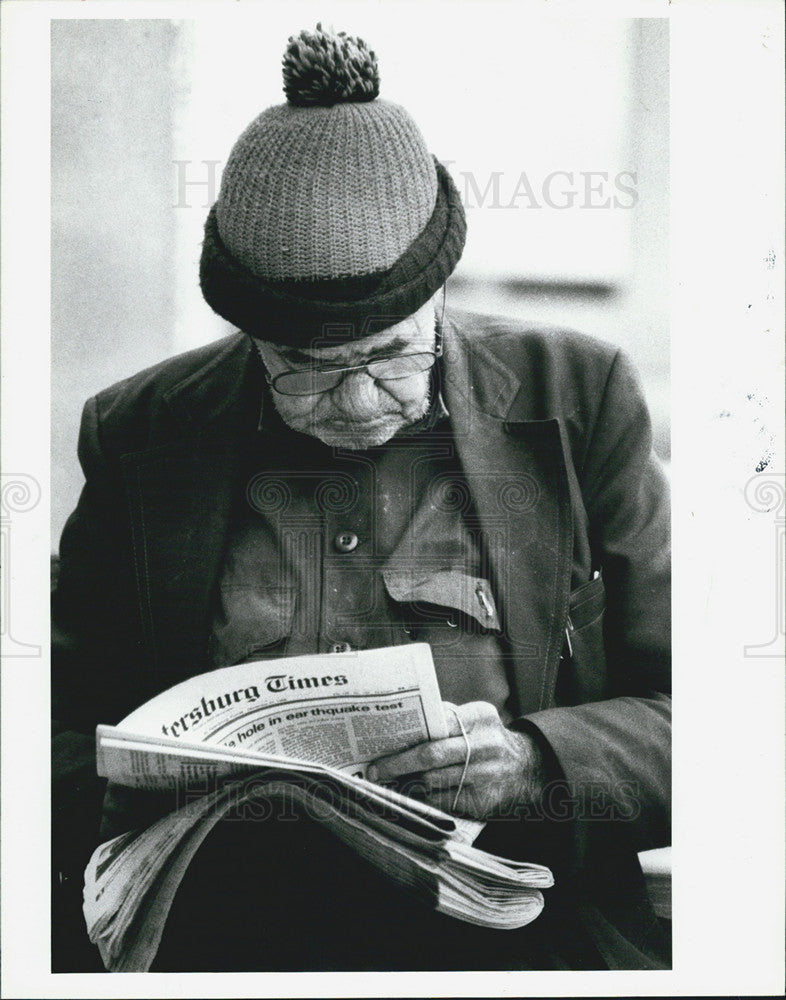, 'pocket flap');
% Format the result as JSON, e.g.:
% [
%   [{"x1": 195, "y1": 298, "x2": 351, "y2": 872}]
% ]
[{"x1": 382, "y1": 568, "x2": 501, "y2": 631}]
